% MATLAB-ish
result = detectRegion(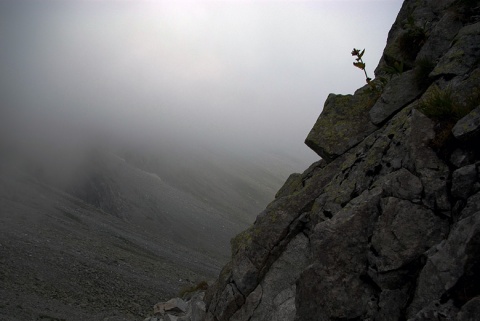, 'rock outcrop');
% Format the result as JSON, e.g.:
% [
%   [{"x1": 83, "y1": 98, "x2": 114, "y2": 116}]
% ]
[
  {"x1": 200, "y1": 0, "x2": 480, "y2": 320},
  {"x1": 145, "y1": 293, "x2": 206, "y2": 321}
]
